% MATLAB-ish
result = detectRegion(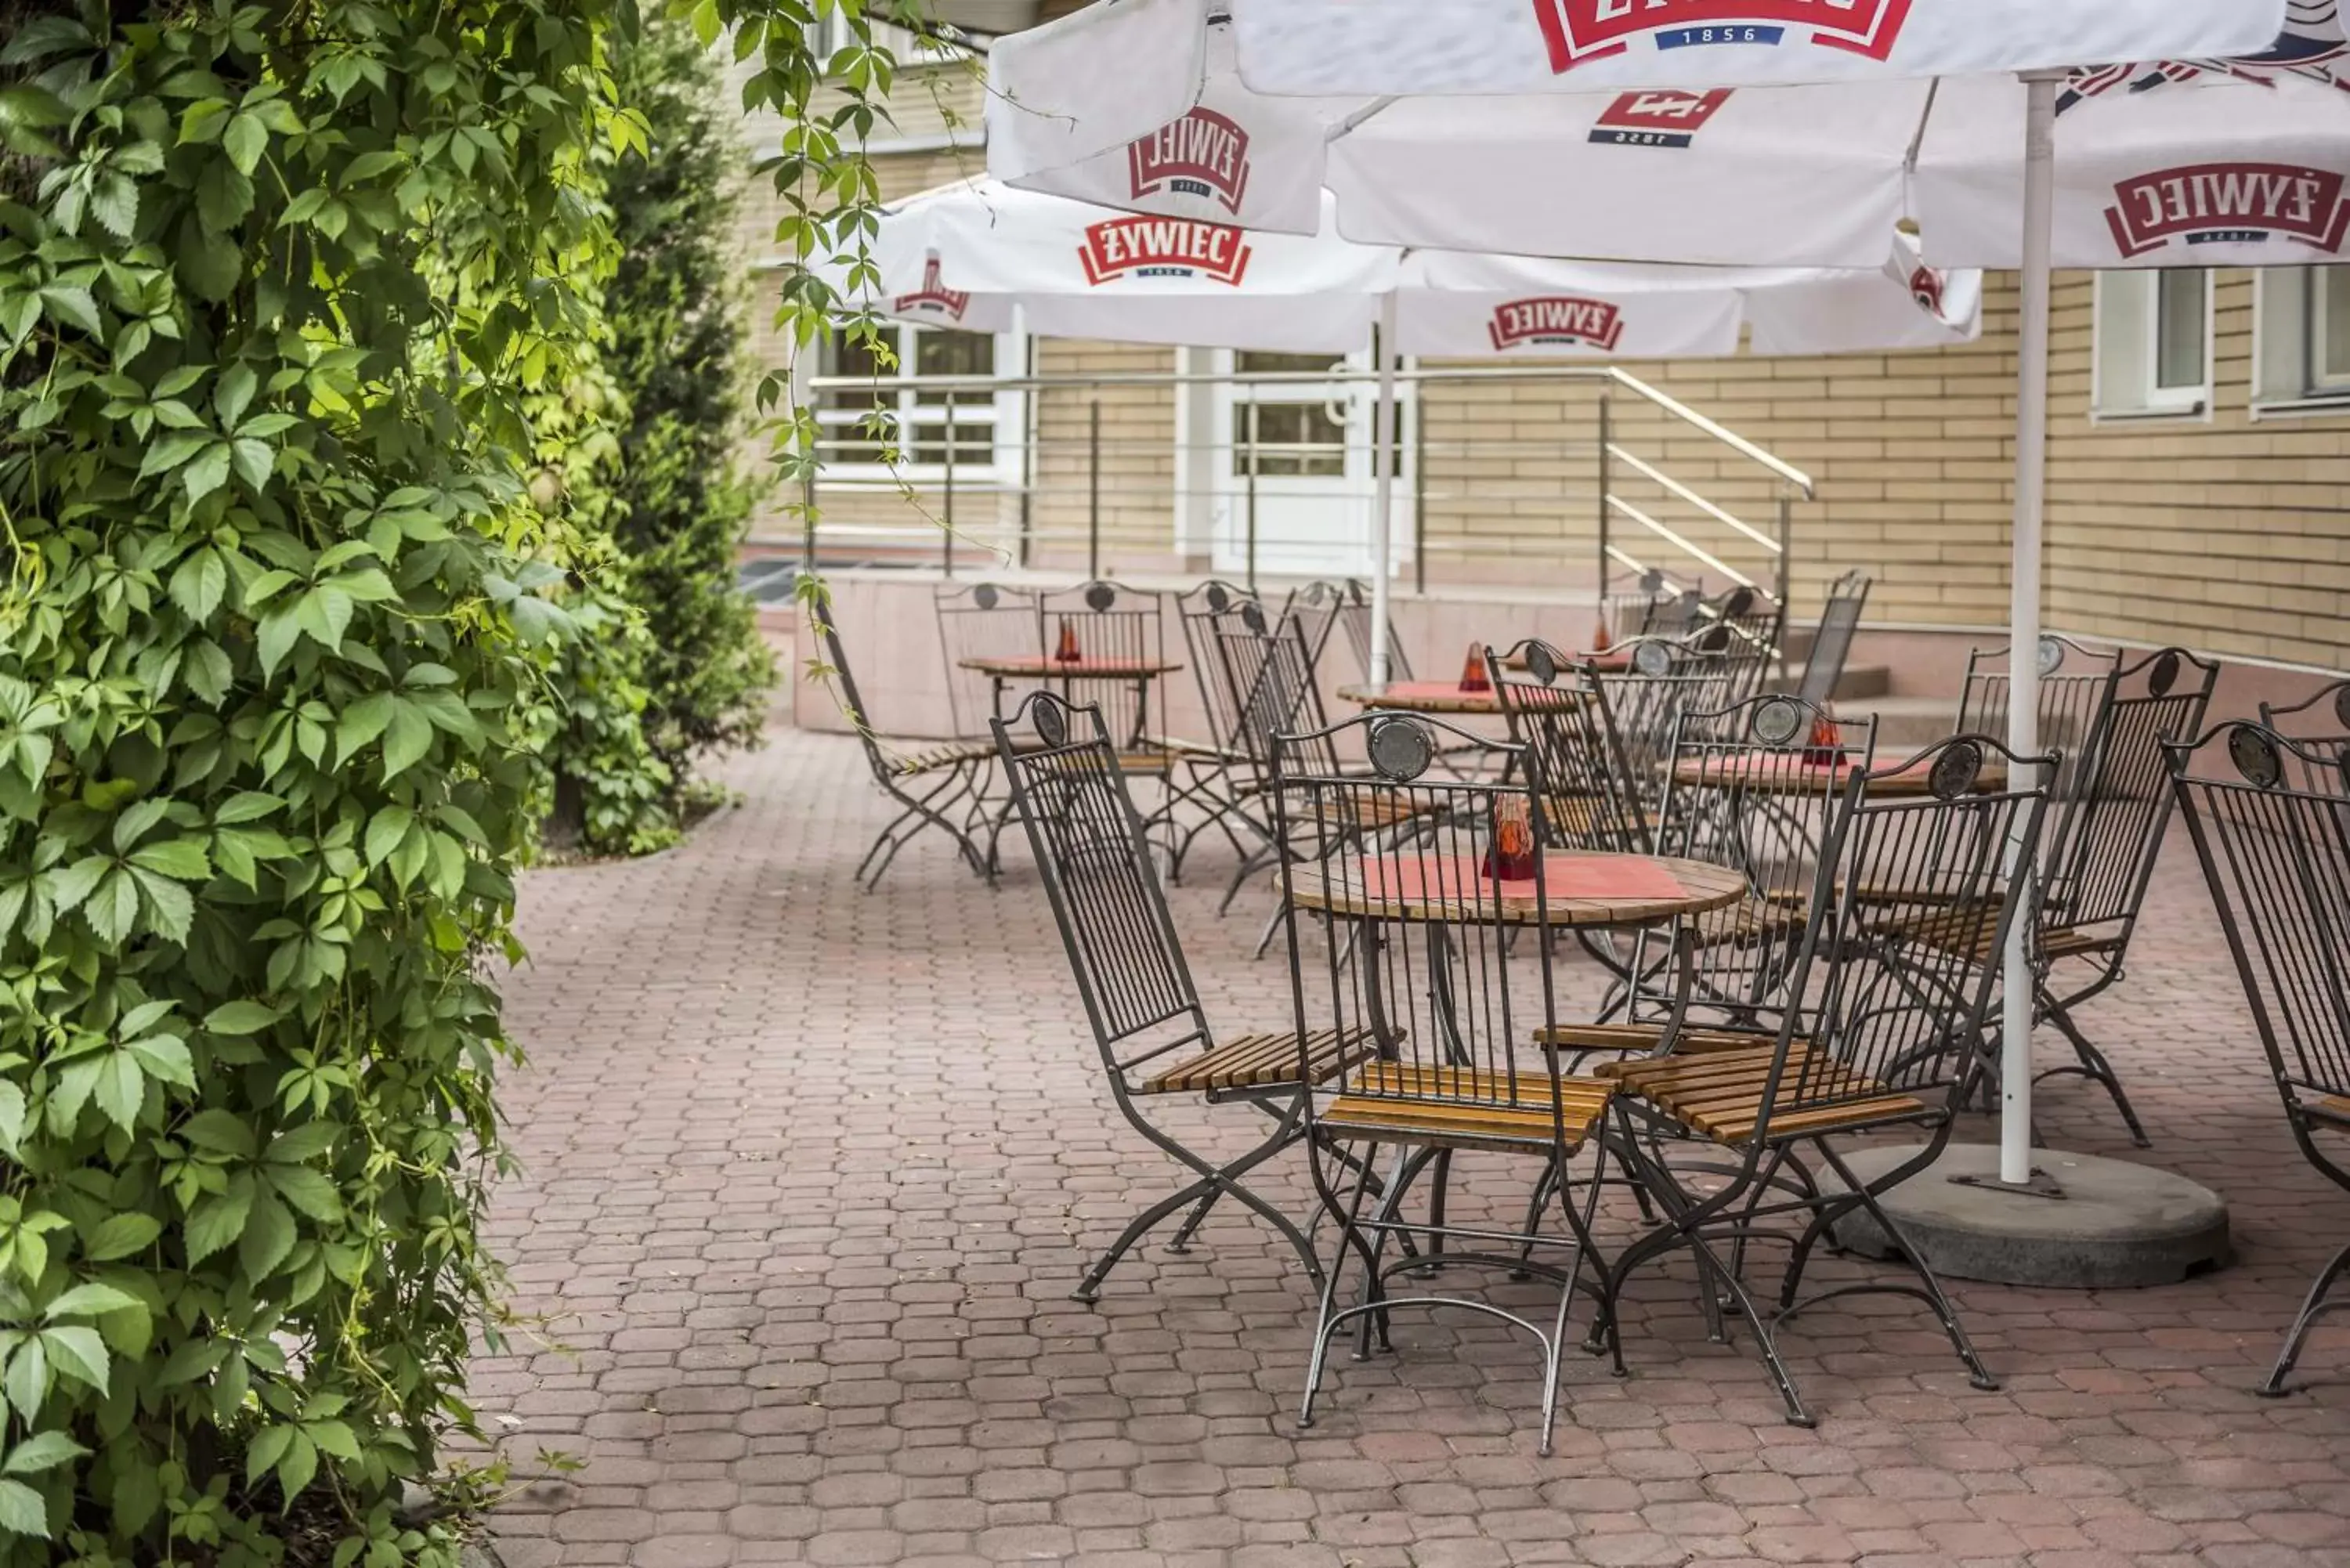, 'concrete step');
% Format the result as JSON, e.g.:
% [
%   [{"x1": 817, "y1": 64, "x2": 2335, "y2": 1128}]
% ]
[{"x1": 1765, "y1": 662, "x2": 1893, "y2": 703}]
